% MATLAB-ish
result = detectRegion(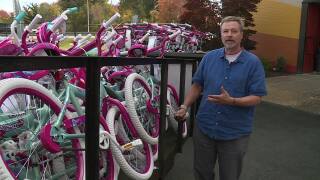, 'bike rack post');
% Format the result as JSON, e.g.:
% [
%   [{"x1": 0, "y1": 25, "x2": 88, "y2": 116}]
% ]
[
  {"x1": 85, "y1": 58, "x2": 100, "y2": 180},
  {"x1": 189, "y1": 60, "x2": 198, "y2": 137},
  {"x1": 159, "y1": 60, "x2": 169, "y2": 179},
  {"x1": 177, "y1": 61, "x2": 186, "y2": 153}
]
